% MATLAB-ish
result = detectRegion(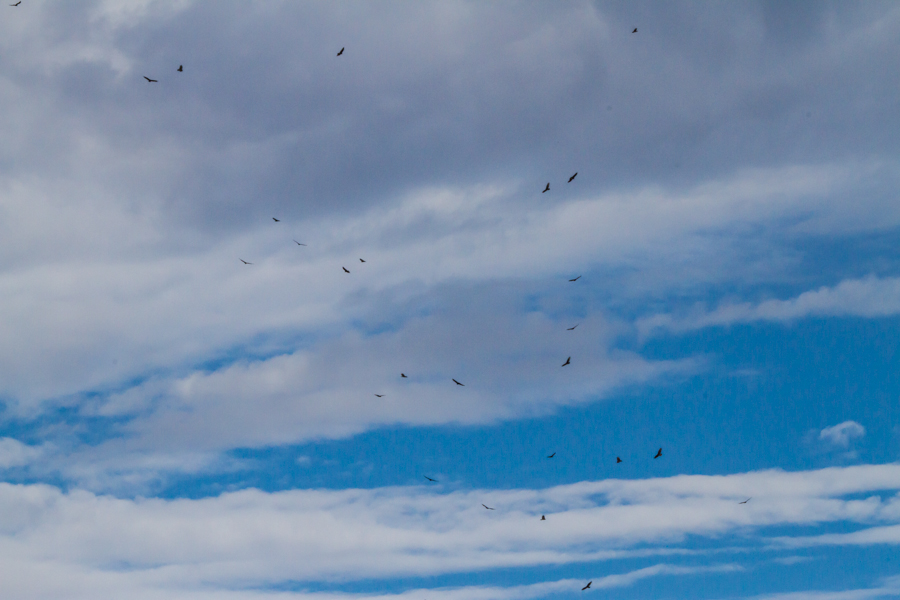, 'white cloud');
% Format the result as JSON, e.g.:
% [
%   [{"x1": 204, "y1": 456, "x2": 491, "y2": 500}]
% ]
[
  {"x1": 819, "y1": 421, "x2": 866, "y2": 449},
  {"x1": 0, "y1": 438, "x2": 43, "y2": 468},
  {"x1": 0, "y1": 465, "x2": 896, "y2": 598}
]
